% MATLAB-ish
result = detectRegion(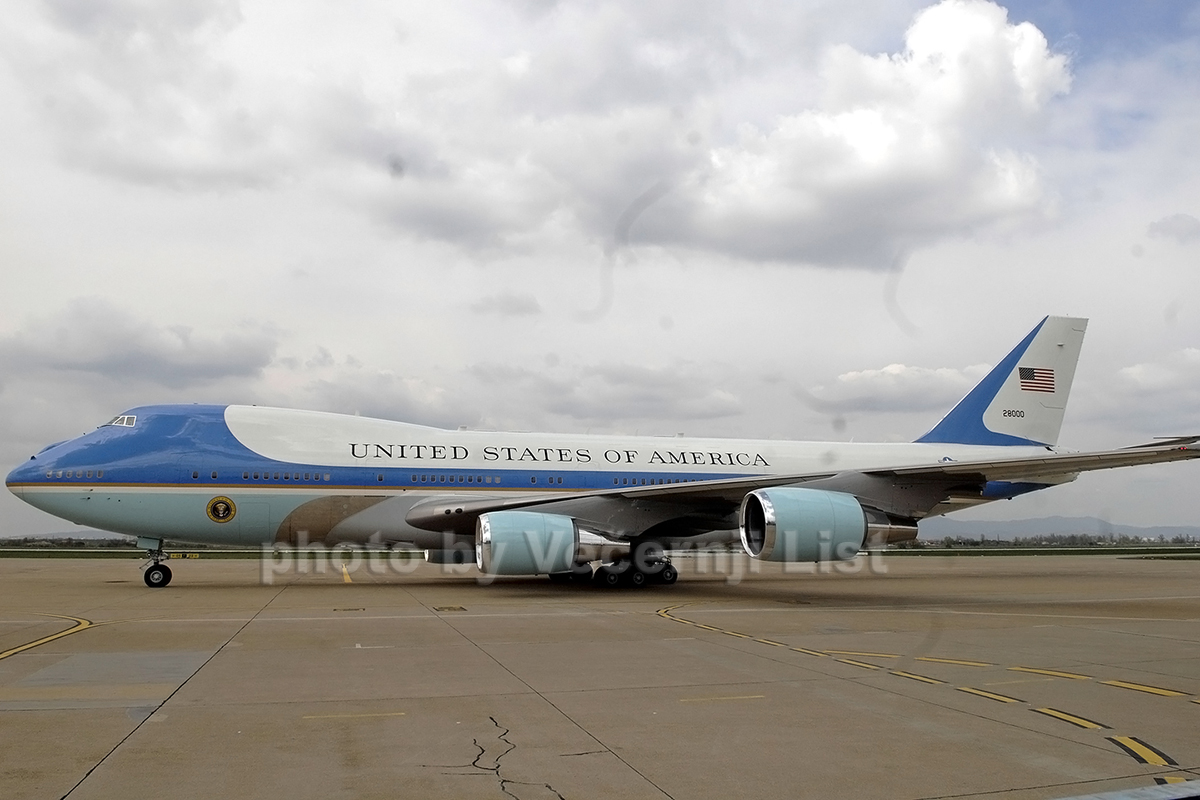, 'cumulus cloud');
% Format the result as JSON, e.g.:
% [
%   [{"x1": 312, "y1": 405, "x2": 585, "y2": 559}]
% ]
[
  {"x1": 644, "y1": 0, "x2": 1070, "y2": 266},
  {"x1": 1116, "y1": 348, "x2": 1200, "y2": 394},
  {"x1": 3, "y1": 0, "x2": 1071, "y2": 265},
  {"x1": 1147, "y1": 213, "x2": 1200, "y2": 244},
  {"x1": 0, "y1": 299, "x2": 277, "y2": 388},
  {"x1": 808, "y1": 362, "x2": 990, "y2": 412}
]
